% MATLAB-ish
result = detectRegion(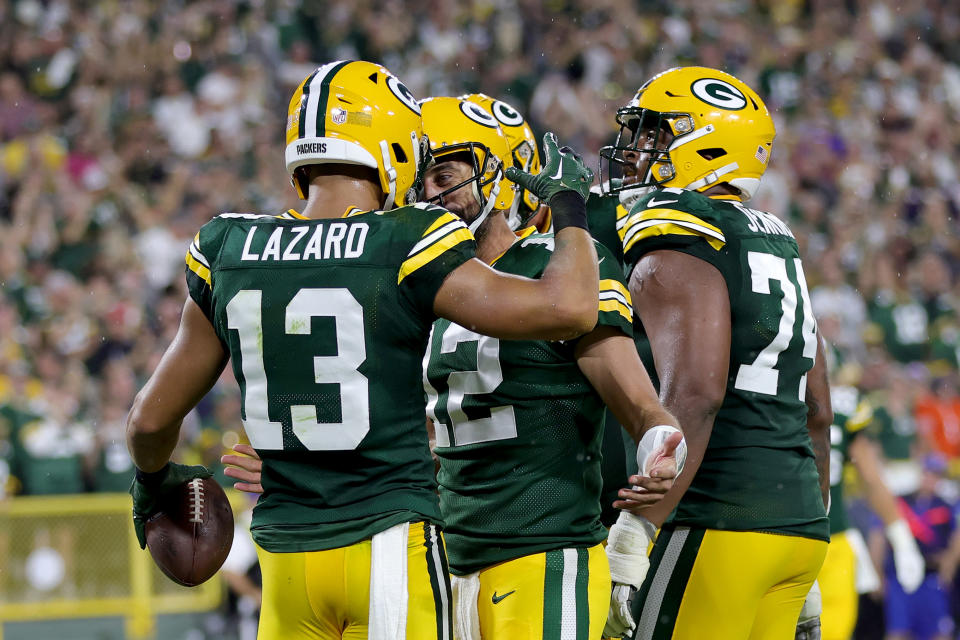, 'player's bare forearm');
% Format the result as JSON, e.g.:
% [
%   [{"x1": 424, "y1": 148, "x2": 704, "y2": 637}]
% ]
[
  {"x1": 541, "y1": 225, "x2": 599, "y2": 330},
  {"x1": 127, "y1": 298, "x2": 228, "y2": 472},
  {"x1": 804, "y1": 335, "x2": 833, "y2": 508},
  {"x1": 575, "y1": 326, "x2": 680, "y2": 444},
  {"x1": 808, "y1": 421, "x2": 830, "y2": 509}
]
